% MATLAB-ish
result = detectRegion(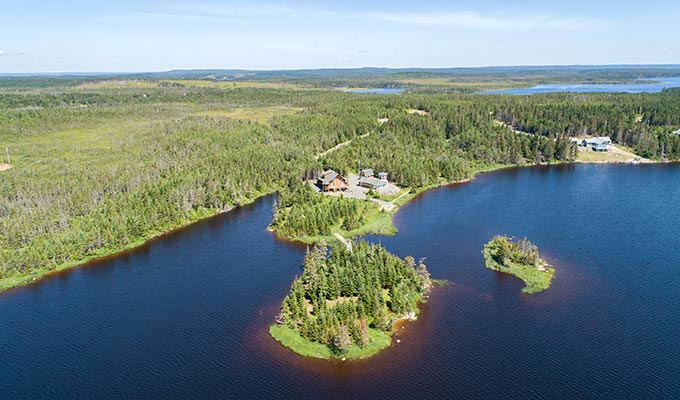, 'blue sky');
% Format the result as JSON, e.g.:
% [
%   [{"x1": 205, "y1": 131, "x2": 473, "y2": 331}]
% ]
[{"x1": 2, "y1": 0, "x2": 679, "y2": 72}]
